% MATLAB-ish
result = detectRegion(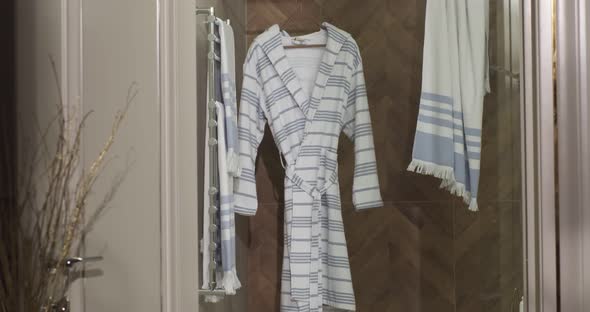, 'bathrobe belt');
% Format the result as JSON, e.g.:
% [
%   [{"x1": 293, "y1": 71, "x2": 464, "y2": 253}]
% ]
[
  {"x1": 284, "y1": 165, "x2": 331, "y2": 199},
  {"x1": 284, "y1": 163, "x2": 337, "y2": 306}
]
